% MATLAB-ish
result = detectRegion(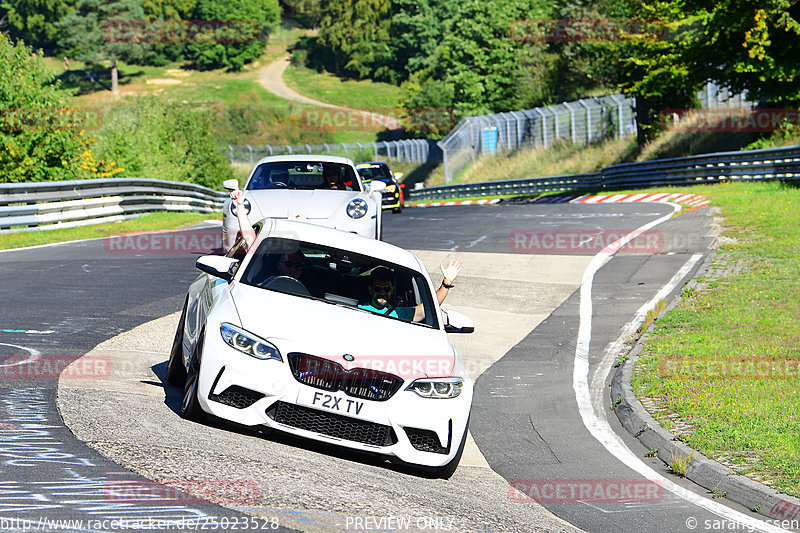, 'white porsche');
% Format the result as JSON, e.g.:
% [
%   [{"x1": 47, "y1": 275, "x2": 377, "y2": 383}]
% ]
[
  {"x1": 167, "y1": 219, "x2": 475, "y2": 477},
  {"x1": 221, "y1": 155, "x2": 385, "y2": 251}
]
